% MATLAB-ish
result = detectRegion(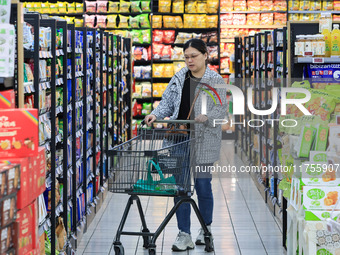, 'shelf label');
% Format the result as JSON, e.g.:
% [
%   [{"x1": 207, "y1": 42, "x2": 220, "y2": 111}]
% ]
[
  {"x1": 312, "y1": 58, "x2": 324, "y2": 64},
  {"x1": 304, "y1": 51, "x2": 313, "y2": 57}
]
